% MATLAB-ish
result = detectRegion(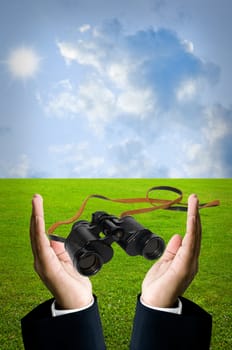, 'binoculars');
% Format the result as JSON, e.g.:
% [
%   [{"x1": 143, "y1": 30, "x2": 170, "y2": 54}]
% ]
[{"x1": 64, "y1": 211, "x2": 165, "y2": 276}]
